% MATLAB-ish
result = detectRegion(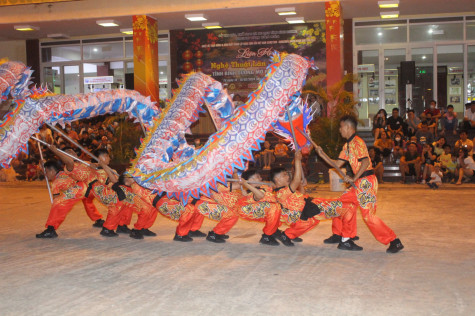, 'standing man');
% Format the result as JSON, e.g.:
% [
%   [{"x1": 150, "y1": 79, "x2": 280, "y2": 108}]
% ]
[{"x1": 313, "y1": 115, "x2": 404, "y2": 253}]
